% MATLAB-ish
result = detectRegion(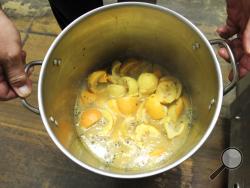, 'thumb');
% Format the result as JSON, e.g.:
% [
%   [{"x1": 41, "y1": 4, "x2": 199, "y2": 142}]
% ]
[
  {"x1": 3, "y1": 51, "x2": 32, "y2": 98},
  {"x1": 243, "y1": 18, "x2": 250, "y2": 54},
  {"x1": 216, "y1": 24, "x2": 238, "y2": 39}
]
